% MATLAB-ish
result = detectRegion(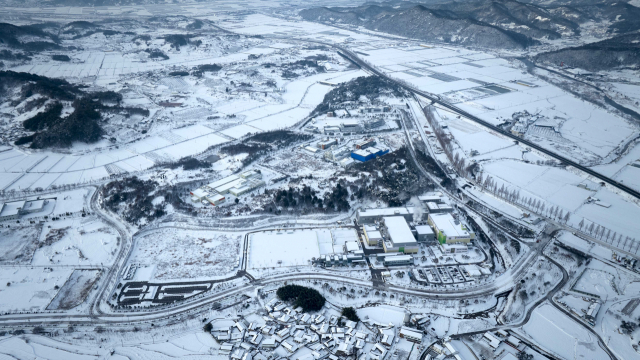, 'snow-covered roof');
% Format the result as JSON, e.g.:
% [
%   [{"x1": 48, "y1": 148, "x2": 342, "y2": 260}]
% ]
[
  {"x1": 0, "y1": 201, "x2": 25, "y2": 217},
  {"x1": 429, "y1": 213, "x2": 469, "y2": 239},
  {"x1": 359, "y1": 207, "x2": 412, "y2": 217},
  {"x1": 382, "y1": 216, "x2": 416, "y2": 247},
  {"x1": 414, "y1": 225, "x2": 434, "y2": 235},
  {"x1": 206, "y1": 175, "x2": 240, "y2": 189},
  {"x1": 345, "y1": 241, "x2": 359, "y2": 252}
]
